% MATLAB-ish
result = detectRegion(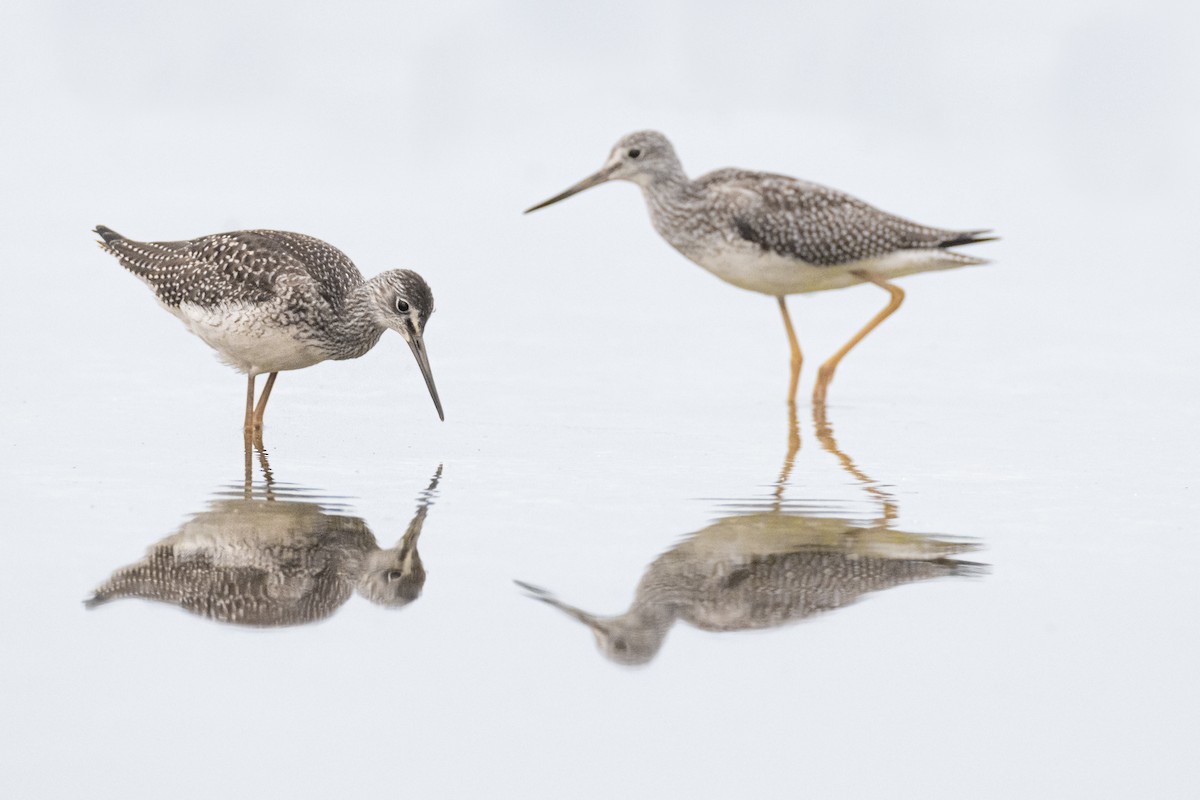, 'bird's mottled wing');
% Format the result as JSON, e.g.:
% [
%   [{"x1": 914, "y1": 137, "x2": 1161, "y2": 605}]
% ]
[
  {"x1": 650, "y1": 549, "x2": 972, "y2": 632},
  {"x1": 100, "y1": 231, "x2": 309, "y2": 309},
  {"x1": 702, "y1": 169, "x2": 970, "y2": 266},
  {"x1": 85, "y1": 543, "x2": 353, "y2": 626},
  {"x1": 243, "y1": 230, "x2": 366, "y2": 310},
  {"x1": 101, "y1": 230, "x2": 365, "y2": 311}
]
